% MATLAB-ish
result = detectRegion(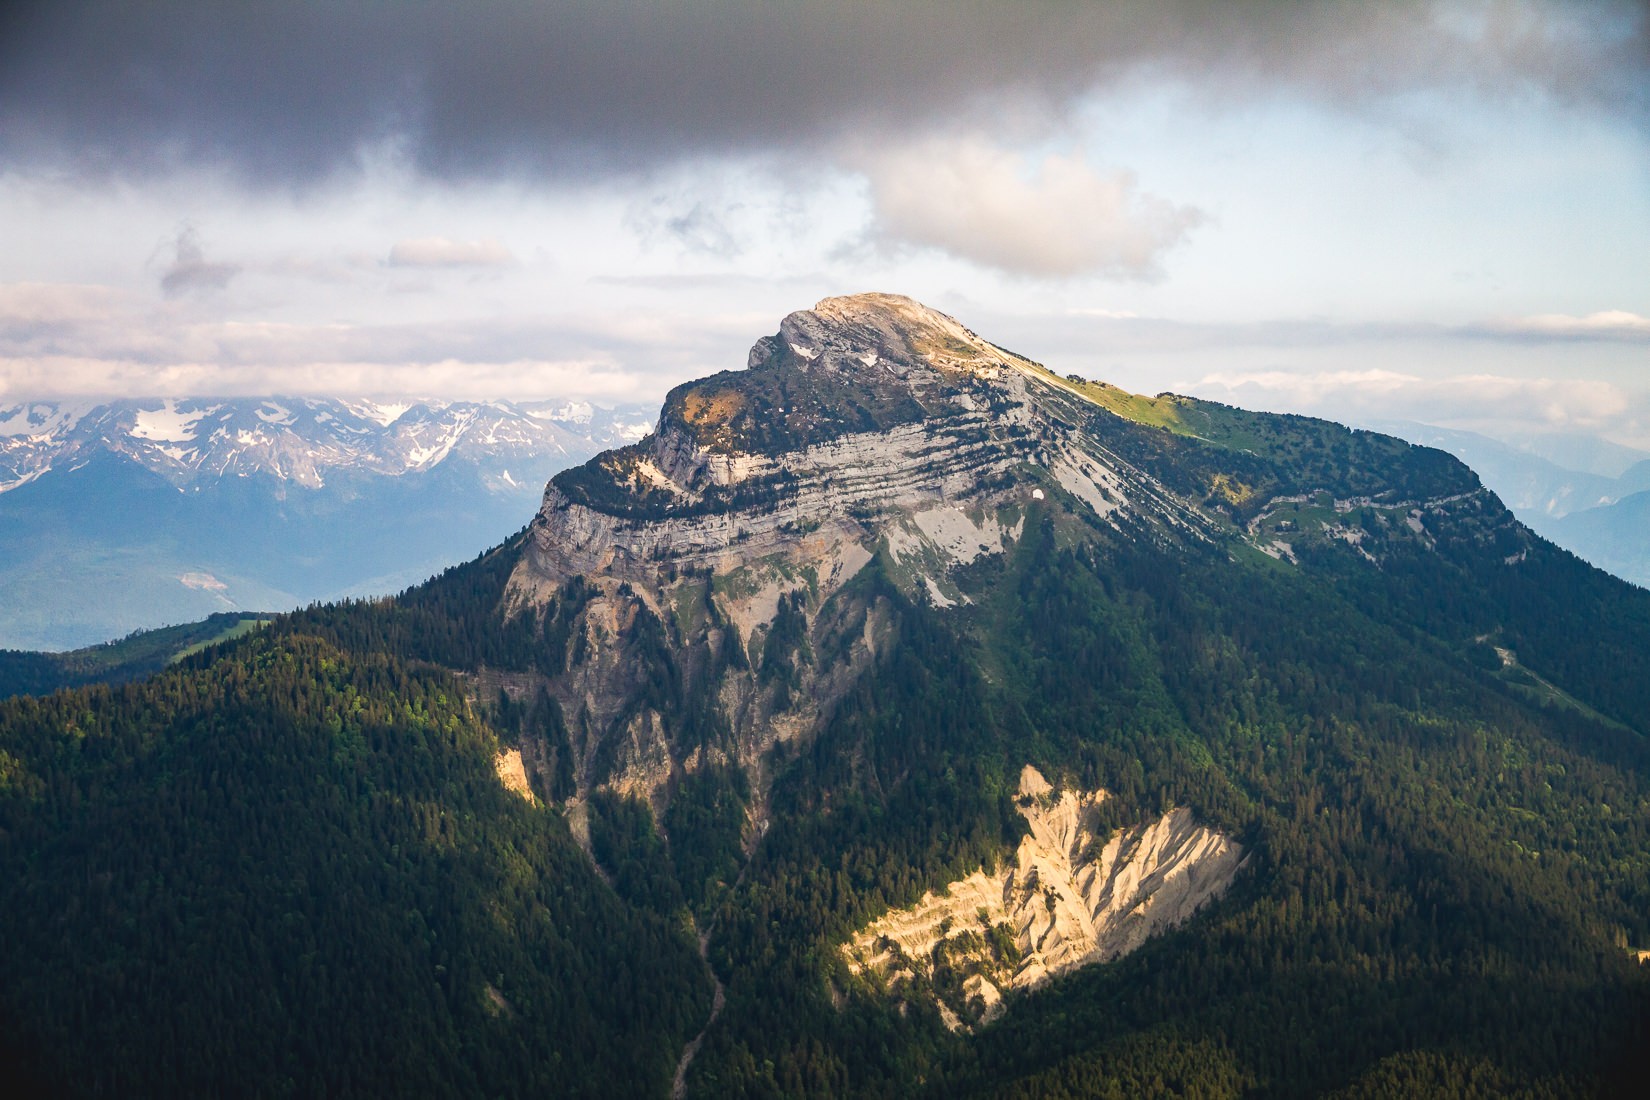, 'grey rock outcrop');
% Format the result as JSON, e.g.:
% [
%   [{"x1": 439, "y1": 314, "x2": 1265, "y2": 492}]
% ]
[
  {"x1": 503, "y1": 295, "x2": 1200, "y2": 805},
  {"x1": 500, "y1": 292, "x2": 1460, "y2": 814}
]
